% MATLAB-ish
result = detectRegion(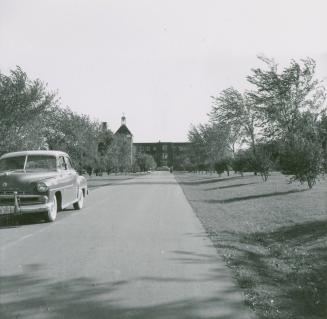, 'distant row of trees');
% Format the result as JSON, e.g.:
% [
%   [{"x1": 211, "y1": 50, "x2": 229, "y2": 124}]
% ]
[
  {"x1": 3, "y1": 58, "x2": 326, "y2": 186},
  {"x1": 185, "y1": 57, "x2": 327, "y2": 188},
  {"x1": 0, "y1": 67, "x2": 155, "y2": 174}
]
